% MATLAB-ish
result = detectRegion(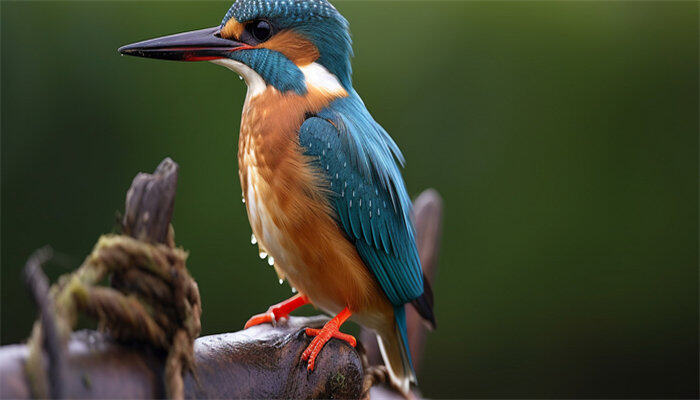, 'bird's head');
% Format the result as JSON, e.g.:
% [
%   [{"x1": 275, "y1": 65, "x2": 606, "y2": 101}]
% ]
[{"x1": 119, "y1": 0, "x2": 353, "y2": 95}]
